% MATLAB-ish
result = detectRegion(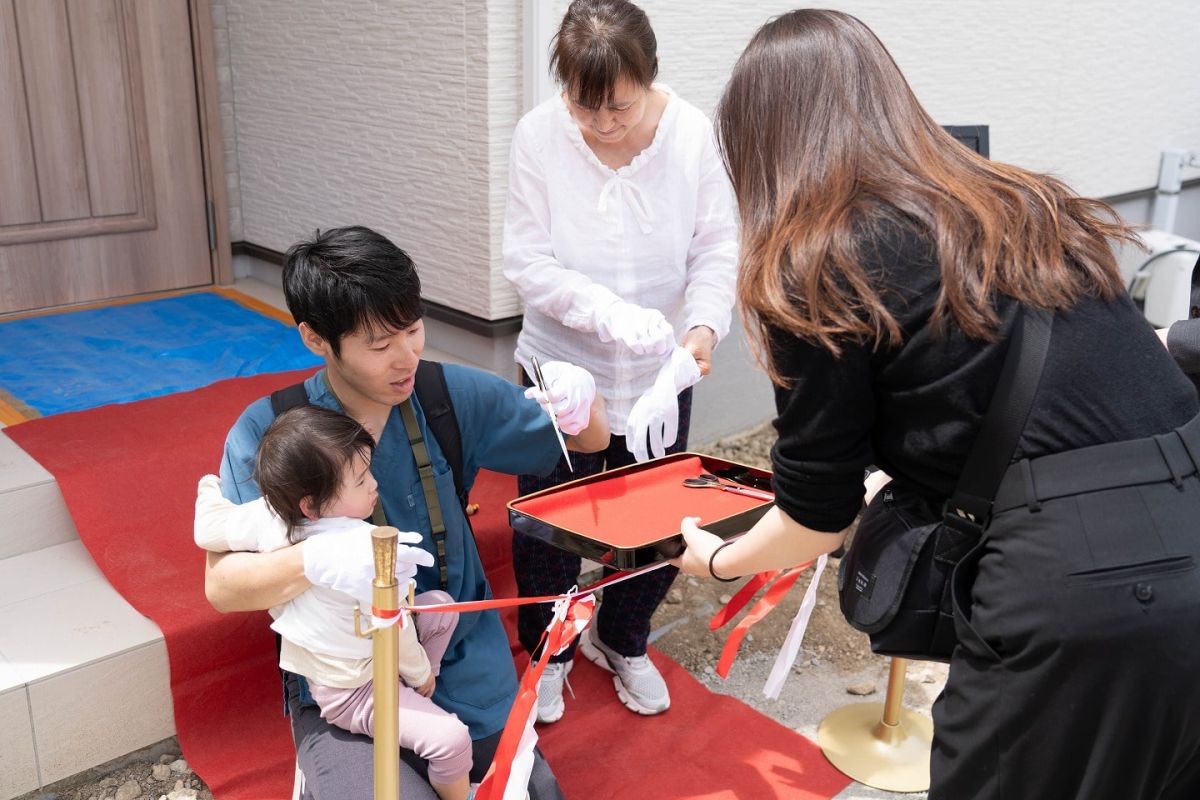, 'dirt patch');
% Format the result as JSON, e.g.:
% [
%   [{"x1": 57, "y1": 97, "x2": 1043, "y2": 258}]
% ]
[
  {"x1": 652, "y1": 554, "x2": 876, "y2": 675},
  {"x1": 650, "y1": 422, "x2": 875, "y2": 675}
]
